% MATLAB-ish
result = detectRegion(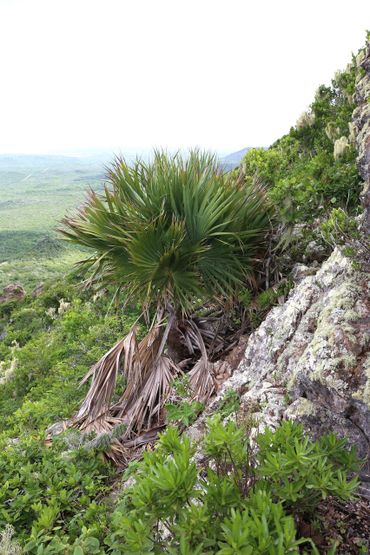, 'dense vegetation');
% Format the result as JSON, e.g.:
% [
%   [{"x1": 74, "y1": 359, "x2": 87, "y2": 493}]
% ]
[
  {"x1": 104, "y1": 420, "x2": 359, "y2": 554},
  {"x1": 0, "y1": 39, "x2": 368, "y2": 553},
  {"x1": 0, "y1": 278, "x2": 140, "y2": 551}
]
